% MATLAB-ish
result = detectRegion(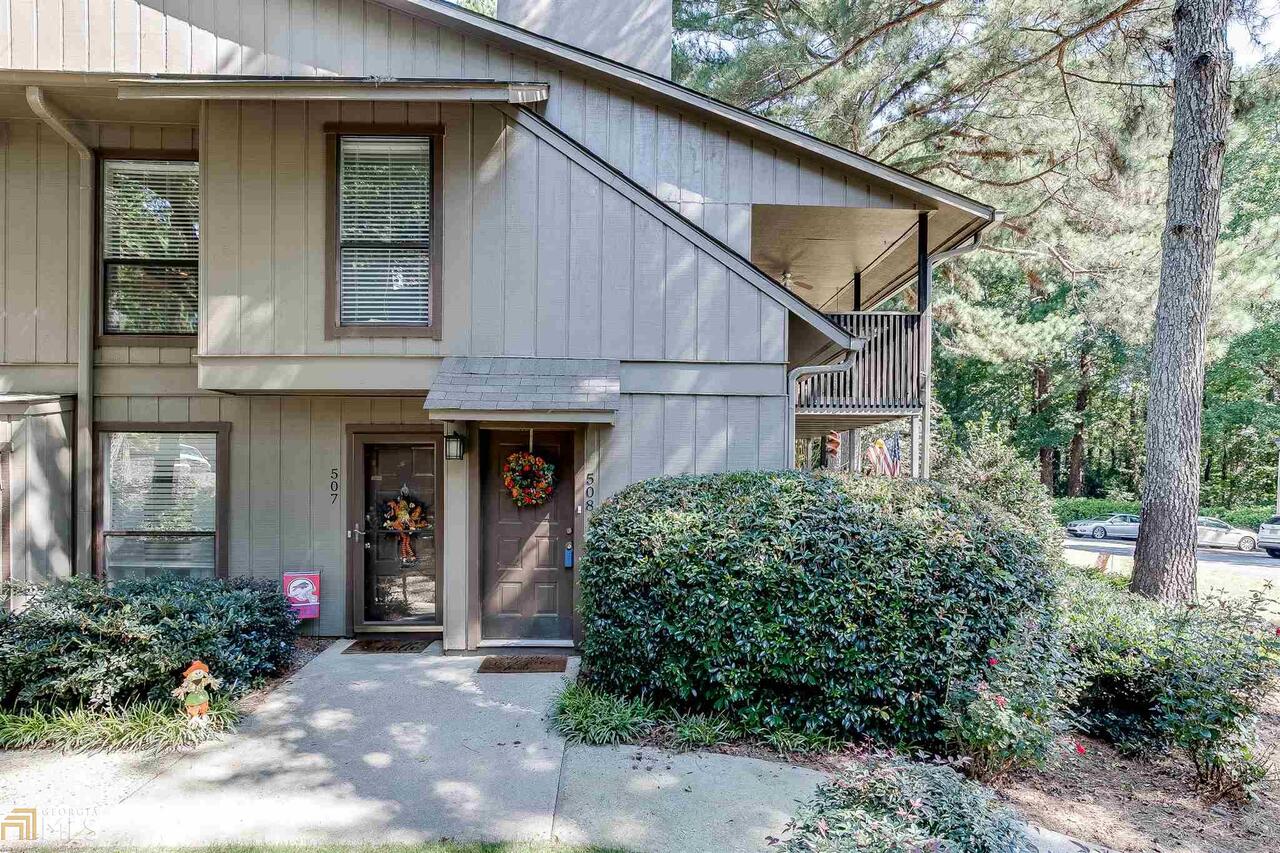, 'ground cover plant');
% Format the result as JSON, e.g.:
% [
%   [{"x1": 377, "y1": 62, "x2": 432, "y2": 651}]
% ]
[
  {"x1": 0, "y1": 574, "x2": 298, "y2": 749},
  {"x1": 579, "y1": 470, "x2": 1058, "y2": 749},
  {"x1": 777, "y1": 755, "x2": 1032, "y2": 853}
]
